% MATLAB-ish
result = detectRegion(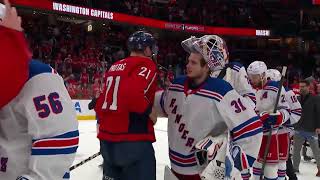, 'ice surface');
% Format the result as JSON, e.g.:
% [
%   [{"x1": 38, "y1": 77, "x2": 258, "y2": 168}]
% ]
[{"x1": 71, "y1": 119, "x2": 319, "y2": 180}]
